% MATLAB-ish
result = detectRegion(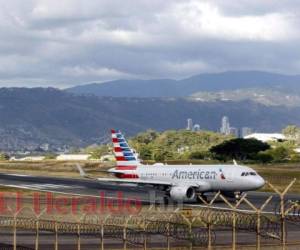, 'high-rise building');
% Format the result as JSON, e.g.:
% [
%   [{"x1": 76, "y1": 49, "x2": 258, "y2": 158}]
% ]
[
  {"x1": 193, "y1": 124, "x2": 201, "y2": 131},
  {"x1": 186, "y1": 118, "x2": 193, "y2": 131},
  {"x1": 220, "y1": 116, "x2": 230, "y2": 135},
  {"x1": 229, "y1": 127, "x2": 239, "y2": 137},
  {"x1": 241, "y1": 127, "x2": 253, "y2": 138}
]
